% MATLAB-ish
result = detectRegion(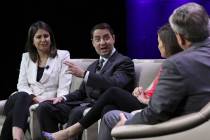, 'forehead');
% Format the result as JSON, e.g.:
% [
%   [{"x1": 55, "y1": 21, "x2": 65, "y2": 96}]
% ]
[
  {"x1": 93, "y1": 29, "x2": 111, "y2": 37},
  {"x1": 35, "y1": 29, "x2": 49, "y2": 36},
  {"x1": 157, "y1": 34, "x2": 161, "y2": 40}
]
